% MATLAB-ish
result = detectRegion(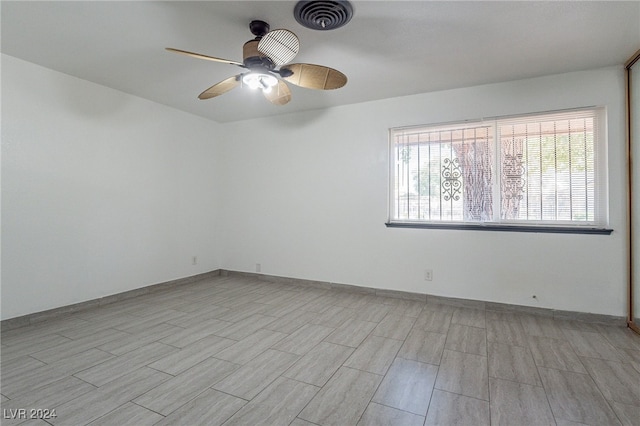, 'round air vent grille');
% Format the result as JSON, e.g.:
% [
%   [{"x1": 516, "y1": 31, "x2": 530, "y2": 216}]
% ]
[{"x1": 294, "y1": 1, "x2": 354, "y2": 31}]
